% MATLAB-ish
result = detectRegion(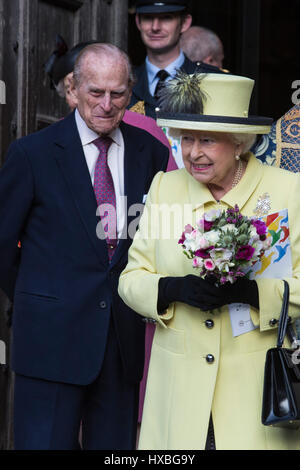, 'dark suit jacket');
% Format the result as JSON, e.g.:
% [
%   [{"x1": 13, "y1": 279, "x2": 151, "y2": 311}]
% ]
[
  {"x1": 129, "y1": 55, "x2": 223, "y2": 118},
  {"x1": 0, "y1": 111, "x2": 169, "y2": 385}
]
